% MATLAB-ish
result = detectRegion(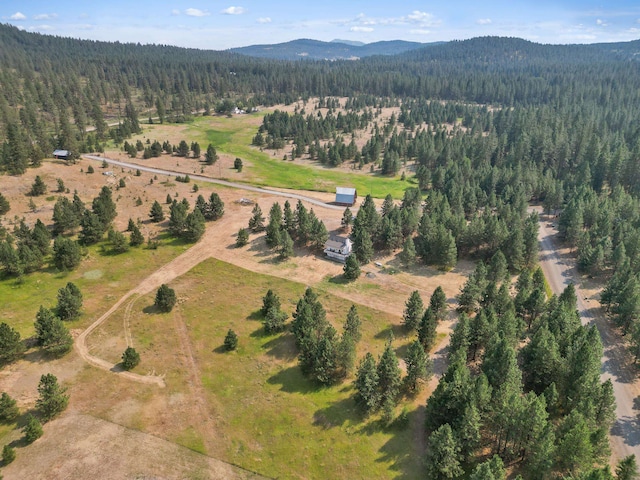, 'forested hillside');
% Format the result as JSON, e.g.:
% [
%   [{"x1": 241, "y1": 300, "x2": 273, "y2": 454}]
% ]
[{"x1": 2, "y1": 23, "x2": 640, "y2": 478}]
